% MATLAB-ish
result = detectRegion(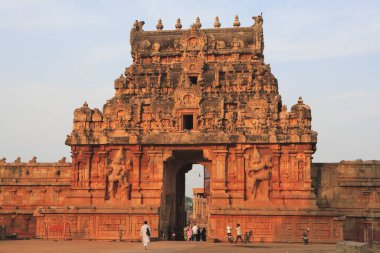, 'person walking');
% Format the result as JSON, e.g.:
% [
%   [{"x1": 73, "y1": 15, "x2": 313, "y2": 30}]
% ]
[
  {"x1": 234, "y1": 224, "x2": 243, "y2": 243},
  {"x1": 226, "y1": 224, "x2": 233, "y2": 243},
  {"x1": 140, "y1": 221, "x2": 151, "y2": 250},
  {"x1": 303, "y1": 228, "x2": 309, "y2": 245},
  {"x1": 192, "y1": 223, "x2": 198, "y2": 241}
]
